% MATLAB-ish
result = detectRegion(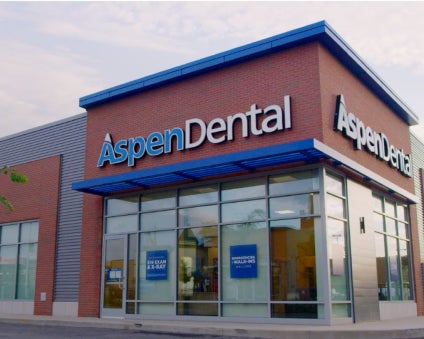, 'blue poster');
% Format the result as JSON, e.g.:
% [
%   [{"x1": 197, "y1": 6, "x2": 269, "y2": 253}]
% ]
[
  {"x1": 106, "y1": 268, "x2": 122, "y2": 281},
  {"x1": 230, "y1": 244, "x2": 257, "y2": 279},
  {"x1": 146, "y1": 250, "x2": 168, "y2": 281}
]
